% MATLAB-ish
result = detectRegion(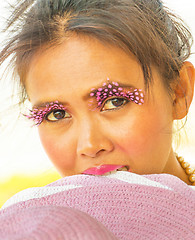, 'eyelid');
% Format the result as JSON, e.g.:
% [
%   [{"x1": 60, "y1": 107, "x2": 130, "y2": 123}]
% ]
[
  {"x1": 46, "y1": 109, "x2": 71, "y2": 122},
  {"x1": 100, "y1": 96, "x2": 129, "y2": 111}
]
